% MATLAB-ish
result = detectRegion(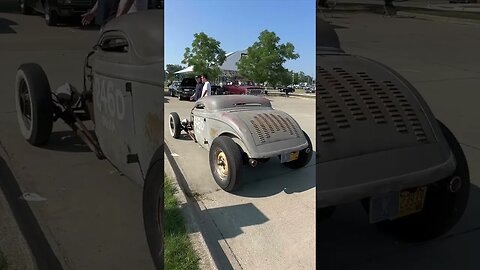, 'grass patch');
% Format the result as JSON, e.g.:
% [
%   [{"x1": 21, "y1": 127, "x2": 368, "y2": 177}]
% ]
[
  {"x1": 0, "y1": 250, "x2": 7, "y2": 270},
  {"x1": 164, "y1": 175, "x2": 200, "y2": 270}
]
